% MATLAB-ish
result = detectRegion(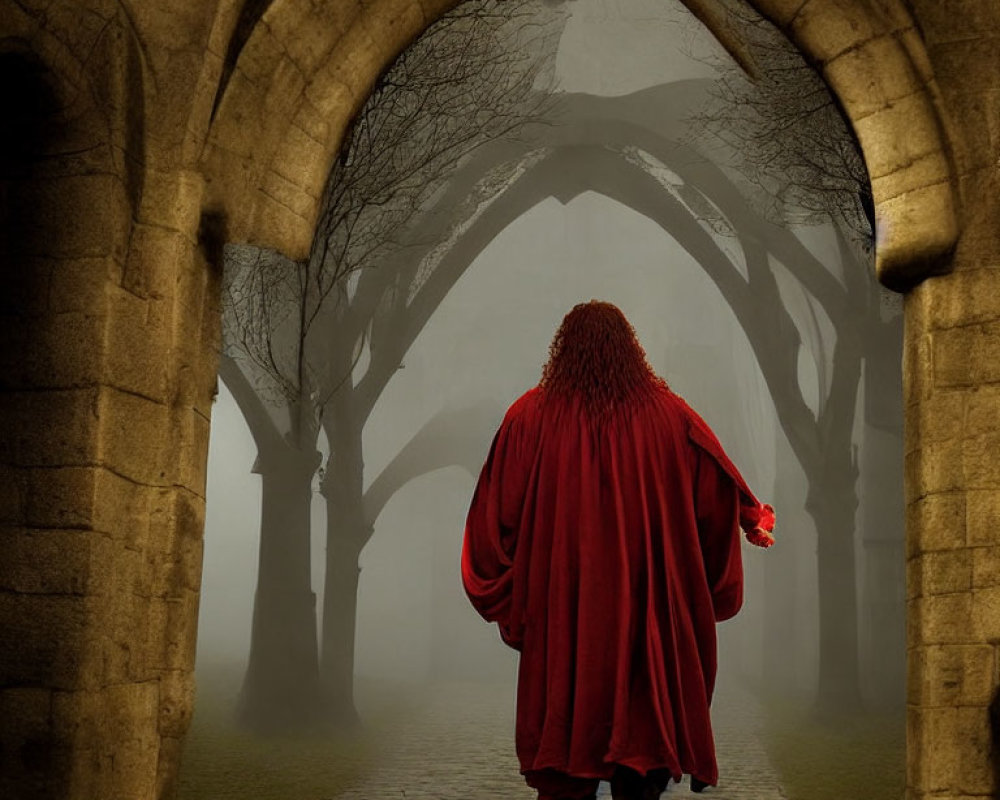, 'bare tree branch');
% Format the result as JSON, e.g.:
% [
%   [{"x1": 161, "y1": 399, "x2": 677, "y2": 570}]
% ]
[{"x1": 687, "y1": 0, "x2": 873, "y2": 248}]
